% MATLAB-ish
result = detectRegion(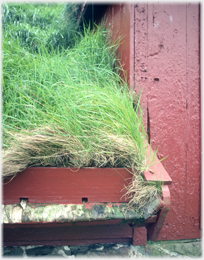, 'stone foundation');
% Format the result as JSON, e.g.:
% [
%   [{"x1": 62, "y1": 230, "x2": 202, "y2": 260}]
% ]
[{"x1": 2, "y1": 239, "x2": 202, "y2": 258}]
